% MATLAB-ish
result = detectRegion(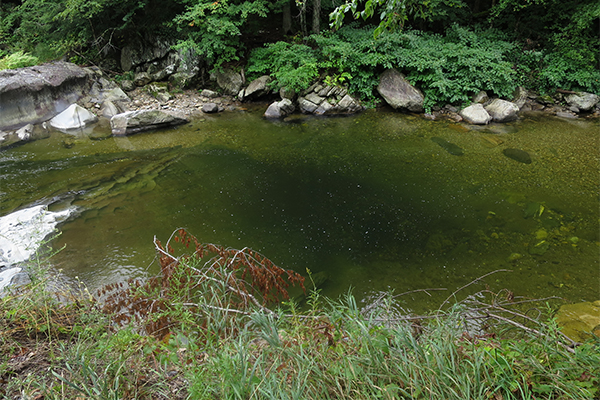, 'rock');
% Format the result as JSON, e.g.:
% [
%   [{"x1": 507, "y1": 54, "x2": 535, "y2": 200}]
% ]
[
  {"x1": 169, "y1": 72, "x2": 195, "y2": 90},
  {"x1": 264, "y1": 98, "x2": 295, "y2": 119},
  {"x1": 200, "y1": 89, "x2": 218, "y2": 98},
  {"x1": 49, "y1": 104, "x2": 98, "y2": 131},
  {"x1": 298, "y1": 97, "x2": 319, "y2": 114},
  {"x1": 556, "y1": 111, "x2": 578, "y2": 119},
  {"x1": 0, "y1": 124, "x2": 49, "y2": 149},
  {"x1": 0, "y1": 61, "x2": 92, "y2": 130},
  {"x1": 201, "y1": 103, "x2": 220, "y2": 113},
  {"x1": 214, "y1": 68, "x2": 243, "y2": 95},
  {"x1": 336, "y1": 94, "x2": 363, "y2": 113},
  {"x1": 120, "y1": 35, "x2": 173, "y2": 72},
  {"x1": 110, "y1": 110, "x2": 188, "y2": 136},
  {"x1": 377, "y1": 68, "x2": 424, "y2": 112},
  {"x1": 503, "y1": 148, "x2": 532, "y2": 164},
  {"x1": 459, "y1": 104, "x2": 492, "y2": 125},
  {"x1": 555, "y1": 301, "x2": 600, "y2": 342},
  {"x1": 565, "y1": 92, "x2": 599, "y2": 111},
  {"x1": 279, "y1": 87, "x2": 296, "y2": 101},
  {"x1": 244, "y1": 75, "x2": 271, "y2": 99},
  {"x1": 314, "y1": 100, "x2": 334, "y2": 115},
  {"x1": 120, "y1": 79, "x2": 136, "y2": 92},
  {"x1": 100, "y1": 100, "x2": 120, "y2": 118},
  {"x1": 0, "y1": 205, "x2": 73, "y2": 270},
  {"x1": 512, "y1": 86, "x2": 528, "y2": 109},
  {"x1": 431, "y1": 137, "x2": 464, "y2": 156},
  {"x1": 147, "y1": 82, "x2": 172, "y2": 103},
  {"x1": 133, "y1": 72, "x2": 152, "y2": 87},
  {"x1": 484, "y1": 99, "x2": 520, "y2": 122},
  {"x1": 473, "y1": 91, "x2": 489, "y2": 104}
]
